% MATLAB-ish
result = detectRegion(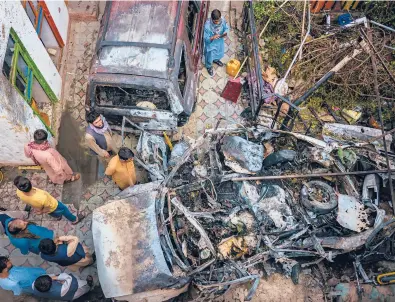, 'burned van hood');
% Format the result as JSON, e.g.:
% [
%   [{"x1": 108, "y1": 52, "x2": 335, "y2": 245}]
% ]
[
  {"x1": 92, "y1": 182, "x2": 190, "y2": 301},
  {"x1": 88, "y1": 73, "x2": 183, "y2": 115}
]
